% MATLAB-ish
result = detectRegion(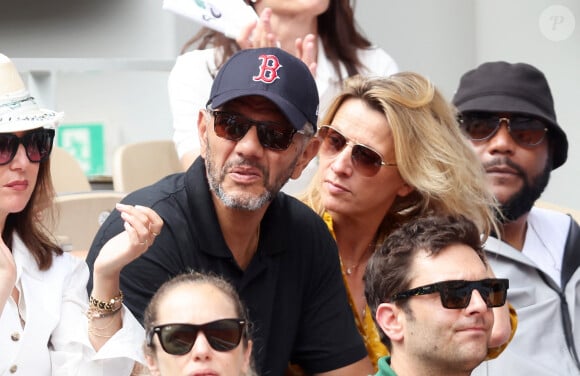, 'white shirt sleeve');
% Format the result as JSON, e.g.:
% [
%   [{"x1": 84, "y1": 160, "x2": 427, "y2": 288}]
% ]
[
  {"x1": 168, "y1": 49, "x2": 218, "y2": 159},
  {"x1": 49, "y1": 255, "x2": 145, "y2": 376}
]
